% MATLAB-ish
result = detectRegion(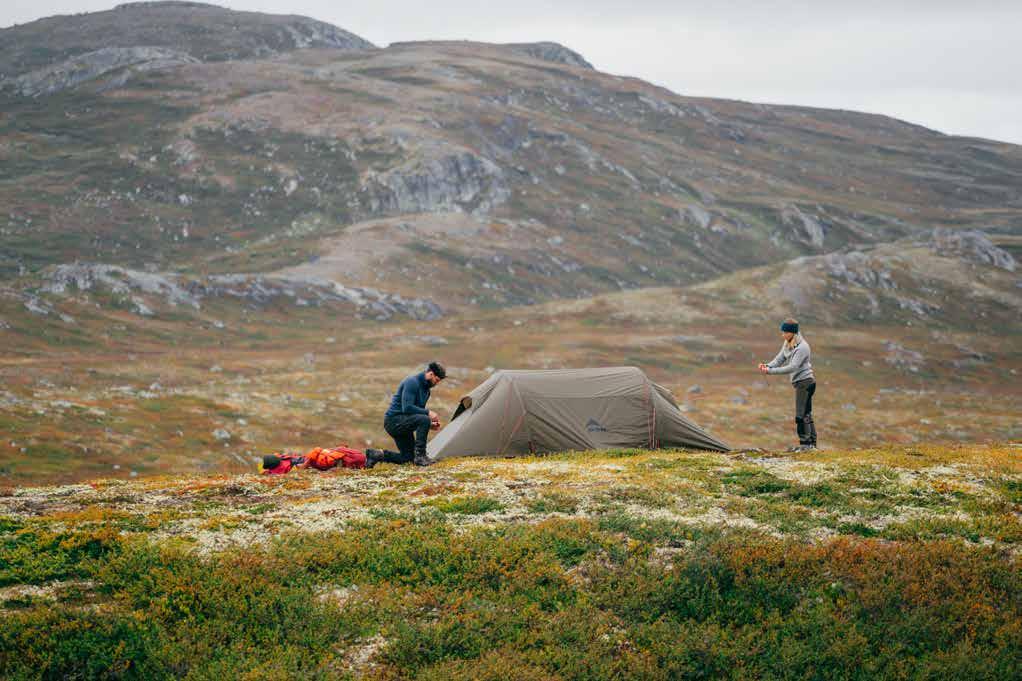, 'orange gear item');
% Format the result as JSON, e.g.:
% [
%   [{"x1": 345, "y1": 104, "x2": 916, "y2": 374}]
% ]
[{"x1": 303, "y1": 446, "x2": 367, "y2": 471}]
